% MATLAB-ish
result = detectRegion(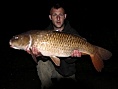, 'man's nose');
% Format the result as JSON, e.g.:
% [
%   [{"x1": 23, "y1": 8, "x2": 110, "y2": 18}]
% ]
[{"x1": 56, "y1": 16, "x2": 60, "y2": 21}]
